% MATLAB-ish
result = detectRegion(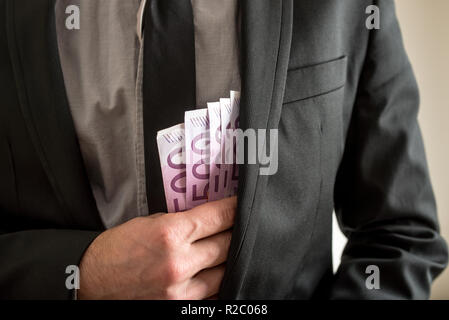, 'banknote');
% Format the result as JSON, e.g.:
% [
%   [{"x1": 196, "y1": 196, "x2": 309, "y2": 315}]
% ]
[
  {"x1": 207, "y1": 102, "x2": 225, "y2": 201},
  {"x1": 158, "y1": 92, "x2": 241, "y2": 211},
  {"x1": 220, "y1": 98, "x2": 233, "y2": 197},
  {"x1": 185, "y1": 109, "x2": 210, "y2": 209},
  {"x1": 229, "y1": 91, "x2": 241, "y2": 196},
  {"x1": 156, "y1": 123, "x2": 187, "y2": 213}
]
